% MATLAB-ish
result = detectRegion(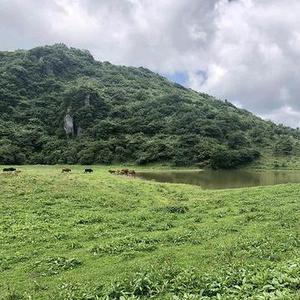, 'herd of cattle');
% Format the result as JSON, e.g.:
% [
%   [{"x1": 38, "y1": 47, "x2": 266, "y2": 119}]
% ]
[
  {"x1": 3, "y1": 167, "x2": 136, "y2": 177},
  {"x1": 61, "y1": 168, "x2": 93, "y2": 173},
  {"x1": 61, "y1": 168, "x2": 136, "y2": 176},
  {"x1": 108, "y1": 169, "x2": 136, "y2": 176}
]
